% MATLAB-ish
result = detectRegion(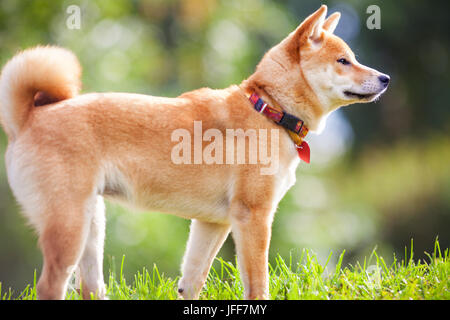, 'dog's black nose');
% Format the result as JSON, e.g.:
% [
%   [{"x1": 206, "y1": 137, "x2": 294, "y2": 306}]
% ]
[{"x1": 378, "y1": 75, "x2": 390, "y2": 87}]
